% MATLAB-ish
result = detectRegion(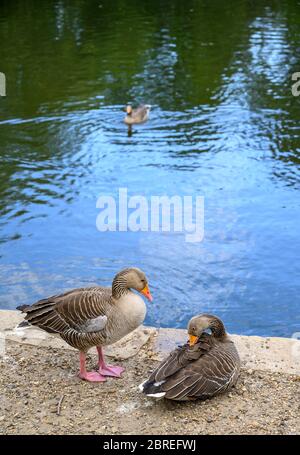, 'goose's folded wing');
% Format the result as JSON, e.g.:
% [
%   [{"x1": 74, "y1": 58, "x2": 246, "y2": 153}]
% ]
[
  {"x1": 161, "y1": 345, "x2": 240, "y2": 400},
  {"x1": 79, "y1": 315, "x2": 108, "y2": 333},
  {"x1": 147, "y1": 348, "x2": 184, "y2": 383},
  {"x1": 149, "y1": 337, "x2": 212, "y2": 383},
  {"x1": 19, "y1": 287, "x2": 110, "y2": 334}
]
